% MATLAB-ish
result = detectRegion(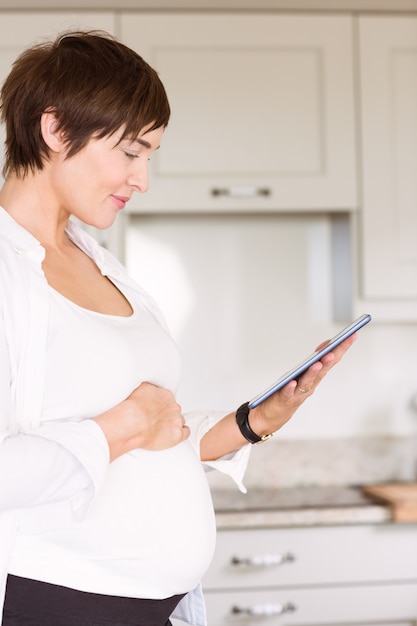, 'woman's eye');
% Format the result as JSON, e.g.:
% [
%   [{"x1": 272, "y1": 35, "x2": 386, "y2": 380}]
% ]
[{"x1": 123, "y1": 149, "x2": 151, "y2": 162}]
